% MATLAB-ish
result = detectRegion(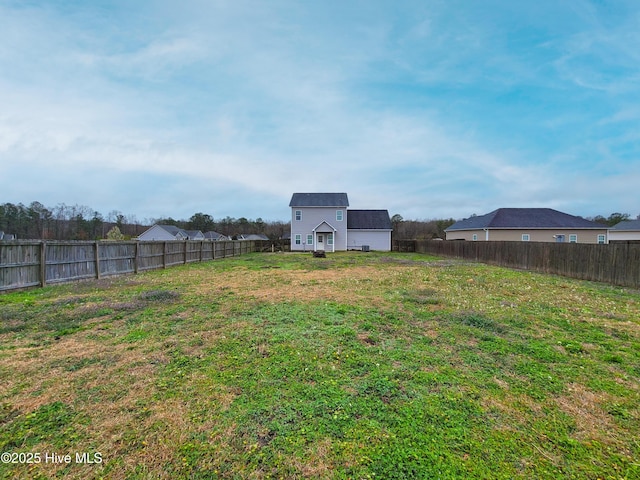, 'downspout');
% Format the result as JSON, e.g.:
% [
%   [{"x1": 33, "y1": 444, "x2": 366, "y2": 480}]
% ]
[{"x1": 484, "y1": 229, "x2": 489, "y2": 241}]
